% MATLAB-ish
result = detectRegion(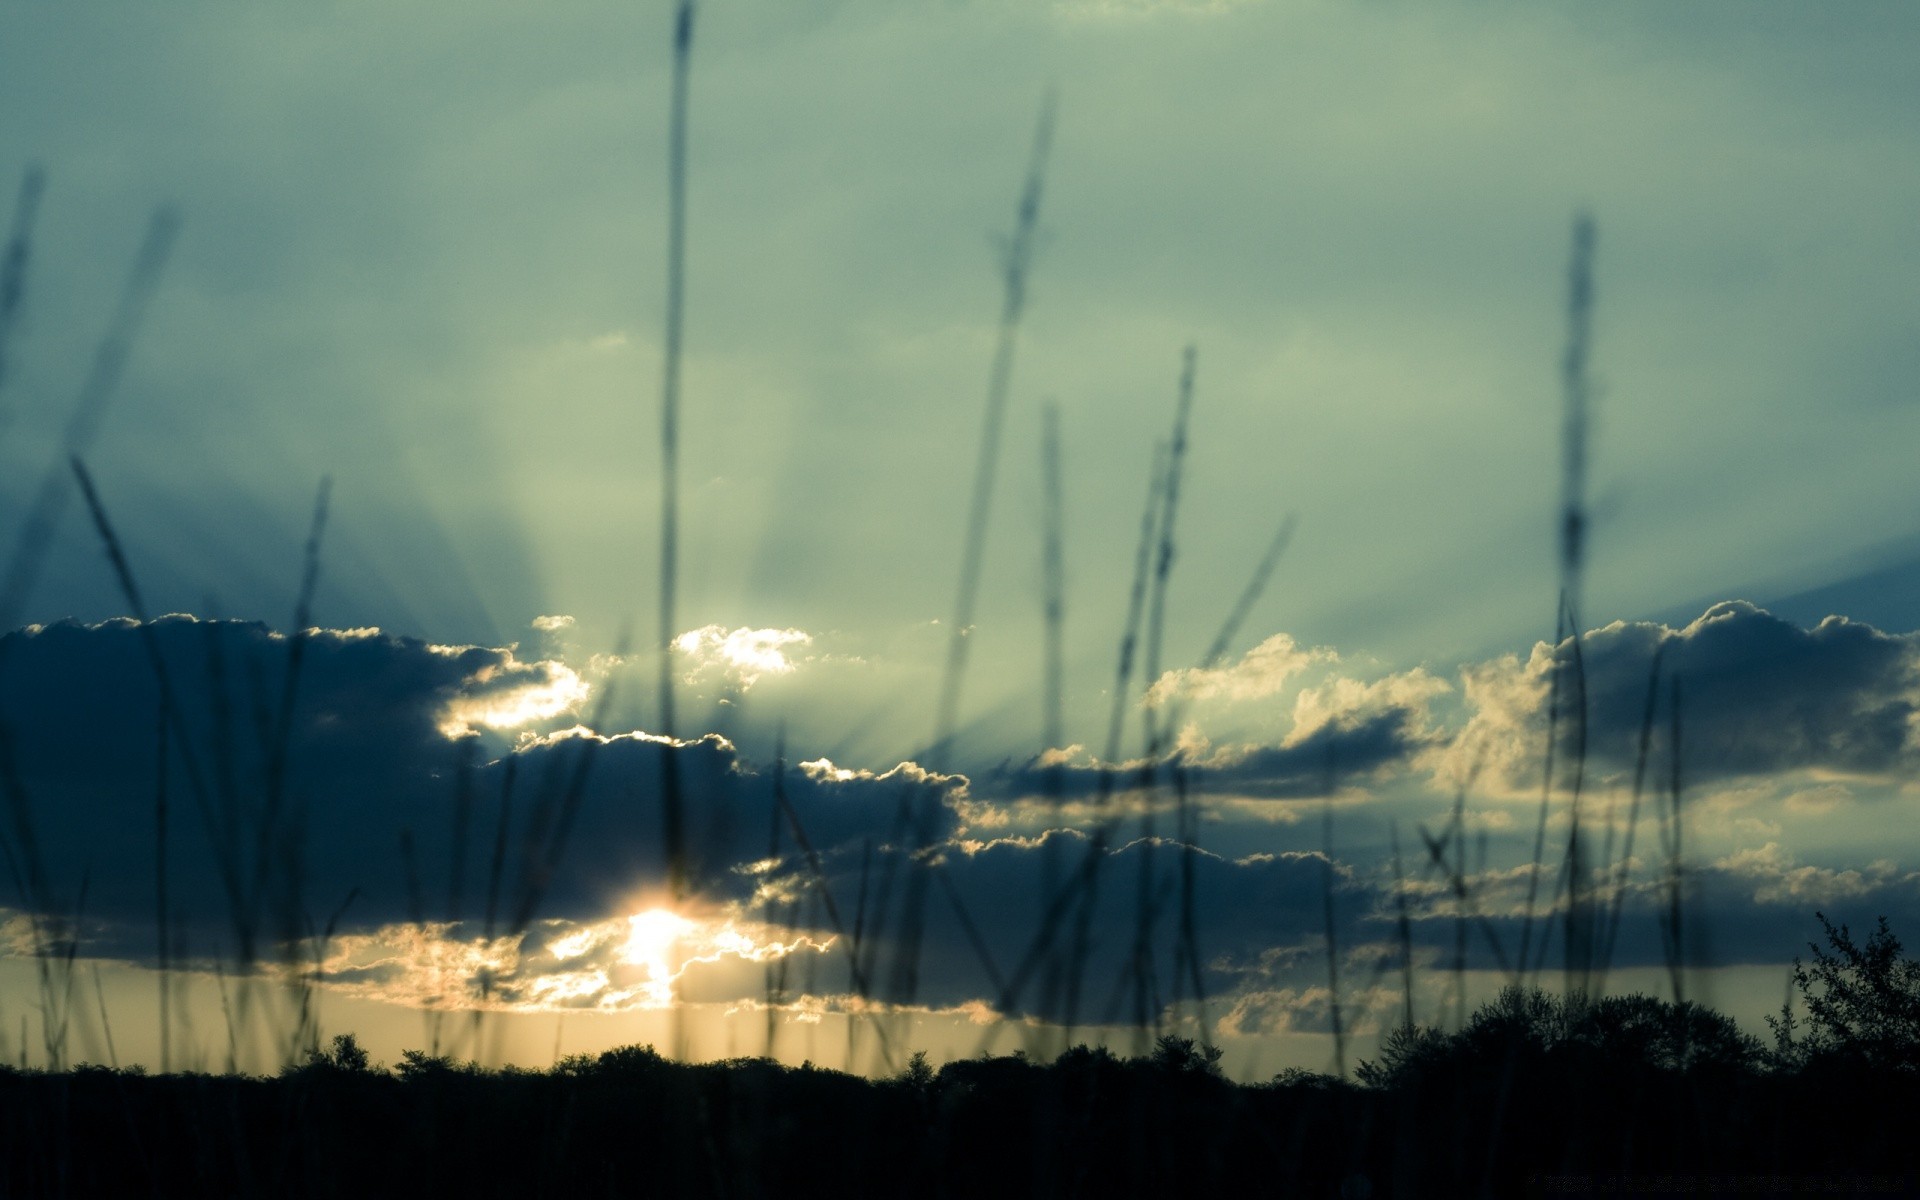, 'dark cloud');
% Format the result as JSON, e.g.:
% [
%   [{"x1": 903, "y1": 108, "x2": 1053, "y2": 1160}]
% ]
[
  {"x1": 1466, "y1": 602, "x2": 1920, "y2": 786},
  {"x1": 983, "y1": 706, "x2": 1437, "y2": 807},
  {"x1": 1200, "y1": 708, "x2": 1436, "y2": 798},
  {"x1": 0, "y1": 618, "x2": 961, "y2": 958},
  {"x1": 761, "y1": 829, "x2": 1350, "y2": 1018},
  {"x1": 4, "y1": 609, "x2": 1916, "y2": 1023},
  {"x1": 1359, "y1": 838, "x2": 1920, "y2": 982}
]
